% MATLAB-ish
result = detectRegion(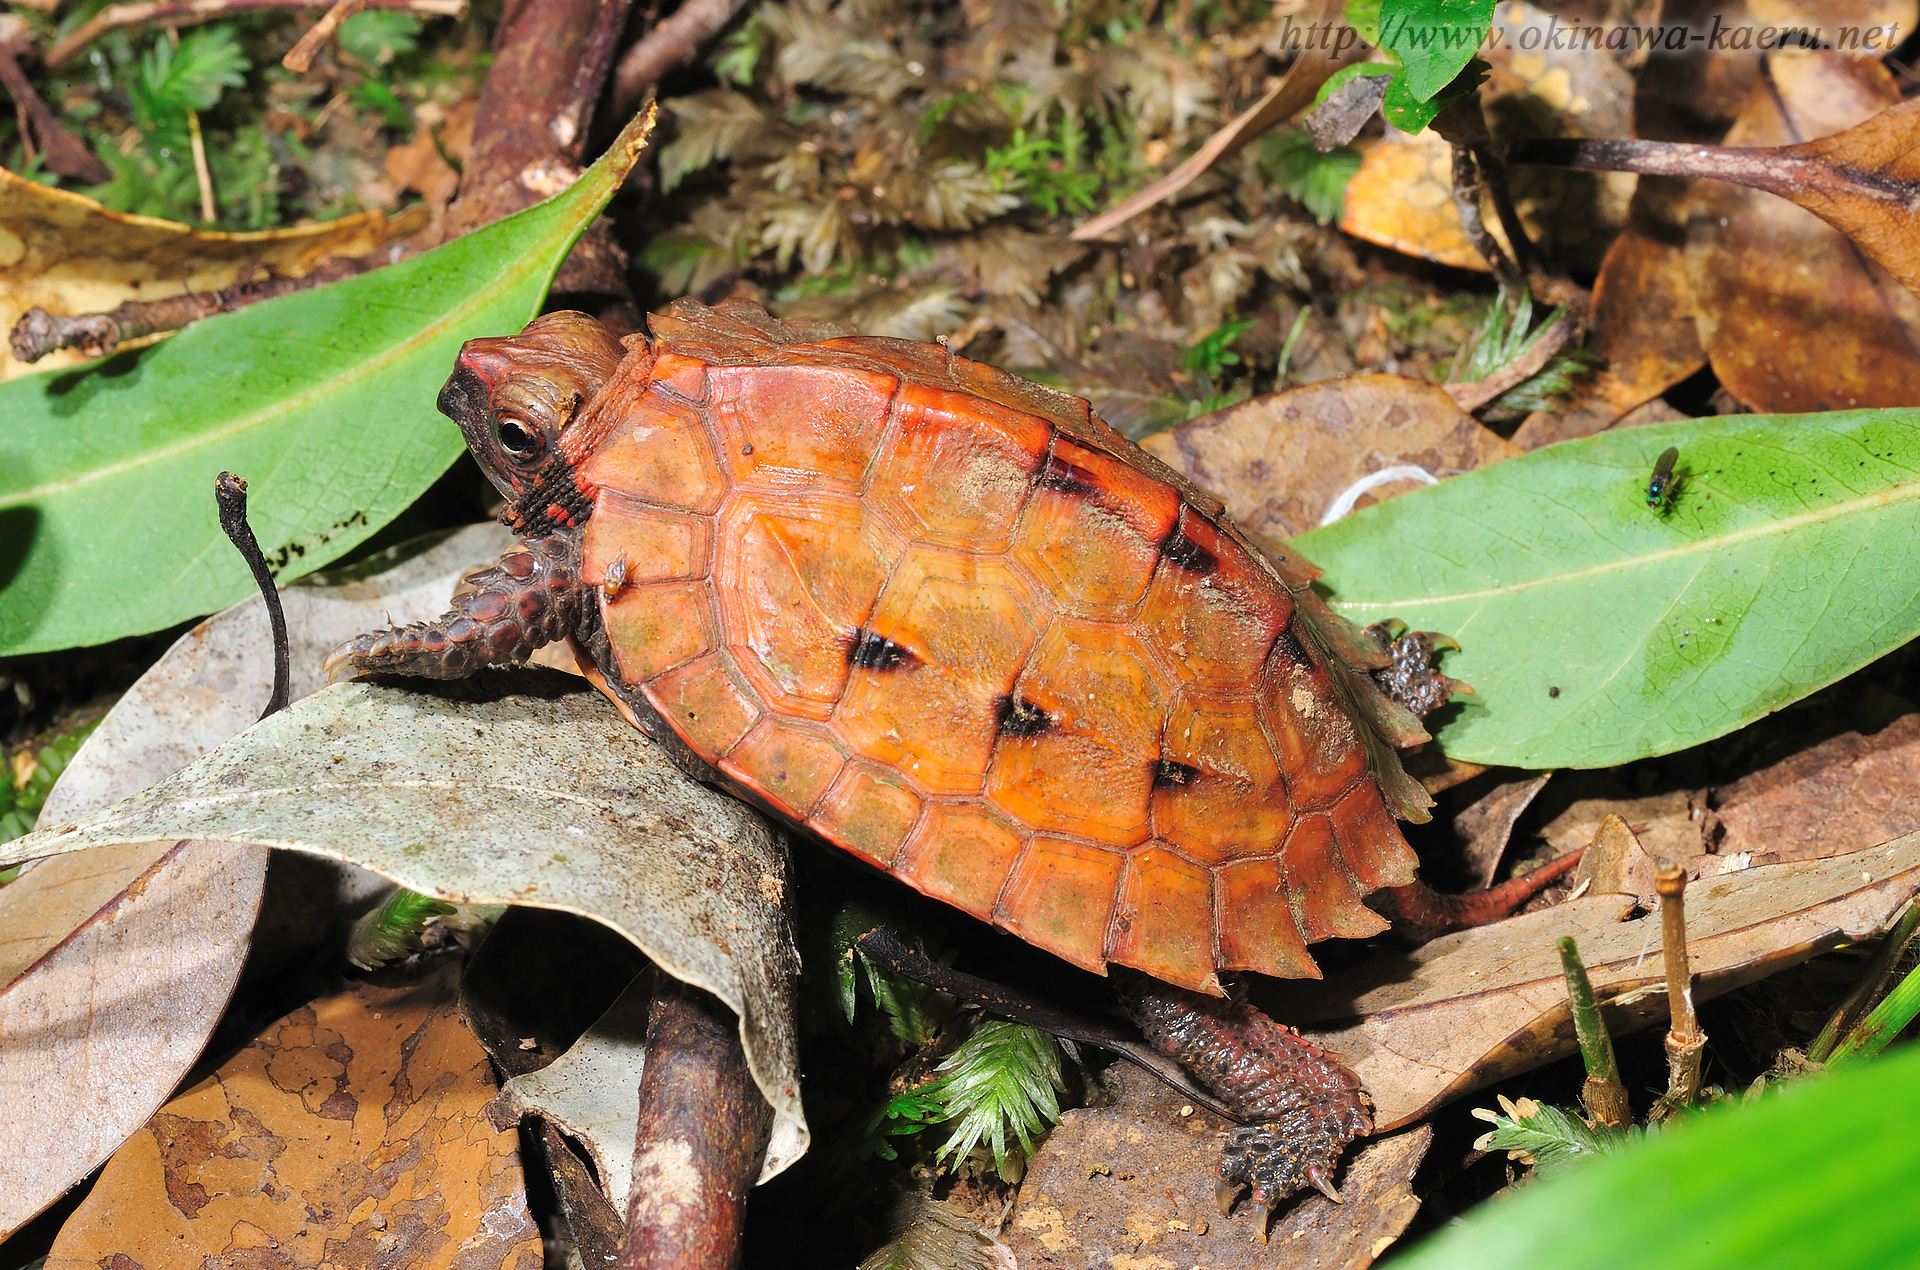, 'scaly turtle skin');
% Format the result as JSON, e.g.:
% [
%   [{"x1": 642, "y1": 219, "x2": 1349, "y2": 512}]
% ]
[{"x1": 330, "y1": 299, "x2": 1461, "y2": 1225}]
